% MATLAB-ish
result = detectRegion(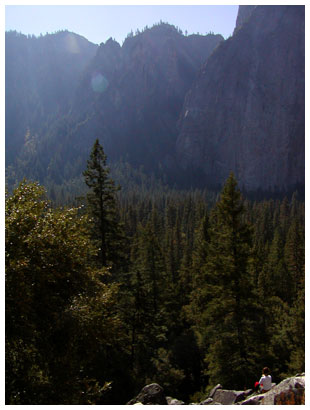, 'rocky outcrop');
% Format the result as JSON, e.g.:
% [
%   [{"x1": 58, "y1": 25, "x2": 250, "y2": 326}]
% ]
[
  {"x1": 127, "y1": 374, "x2": 305, "y2": 405},
  {"x1": 254, "y1": 373, "x2": 304, "y2": 405},
  {"x1": 199, "y1": 375, "x2": 305, "y2": 405},
  {"x1": 176, "y1": 5, "x2": 305, "y2": 192}
]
